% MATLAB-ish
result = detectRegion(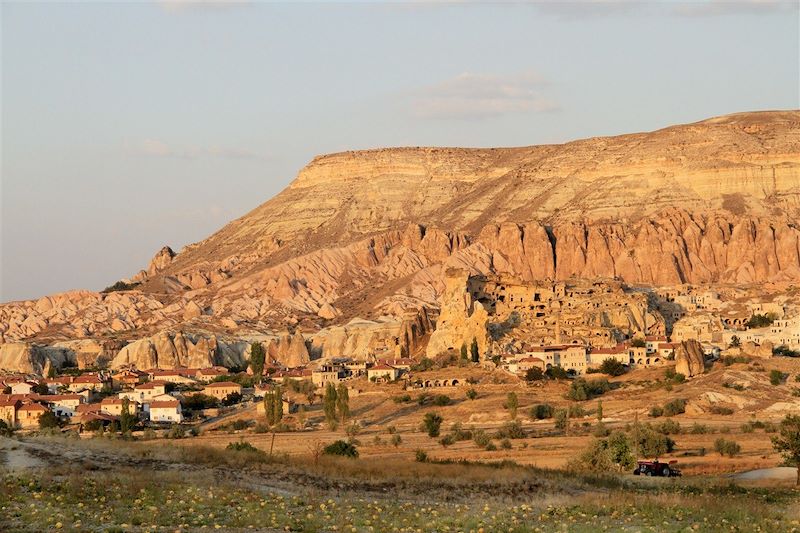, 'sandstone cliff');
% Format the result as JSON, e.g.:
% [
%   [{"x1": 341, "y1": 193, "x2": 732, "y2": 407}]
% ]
[{"x1": 1, "y1": 111, "x2": 799, "y2": 371}]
